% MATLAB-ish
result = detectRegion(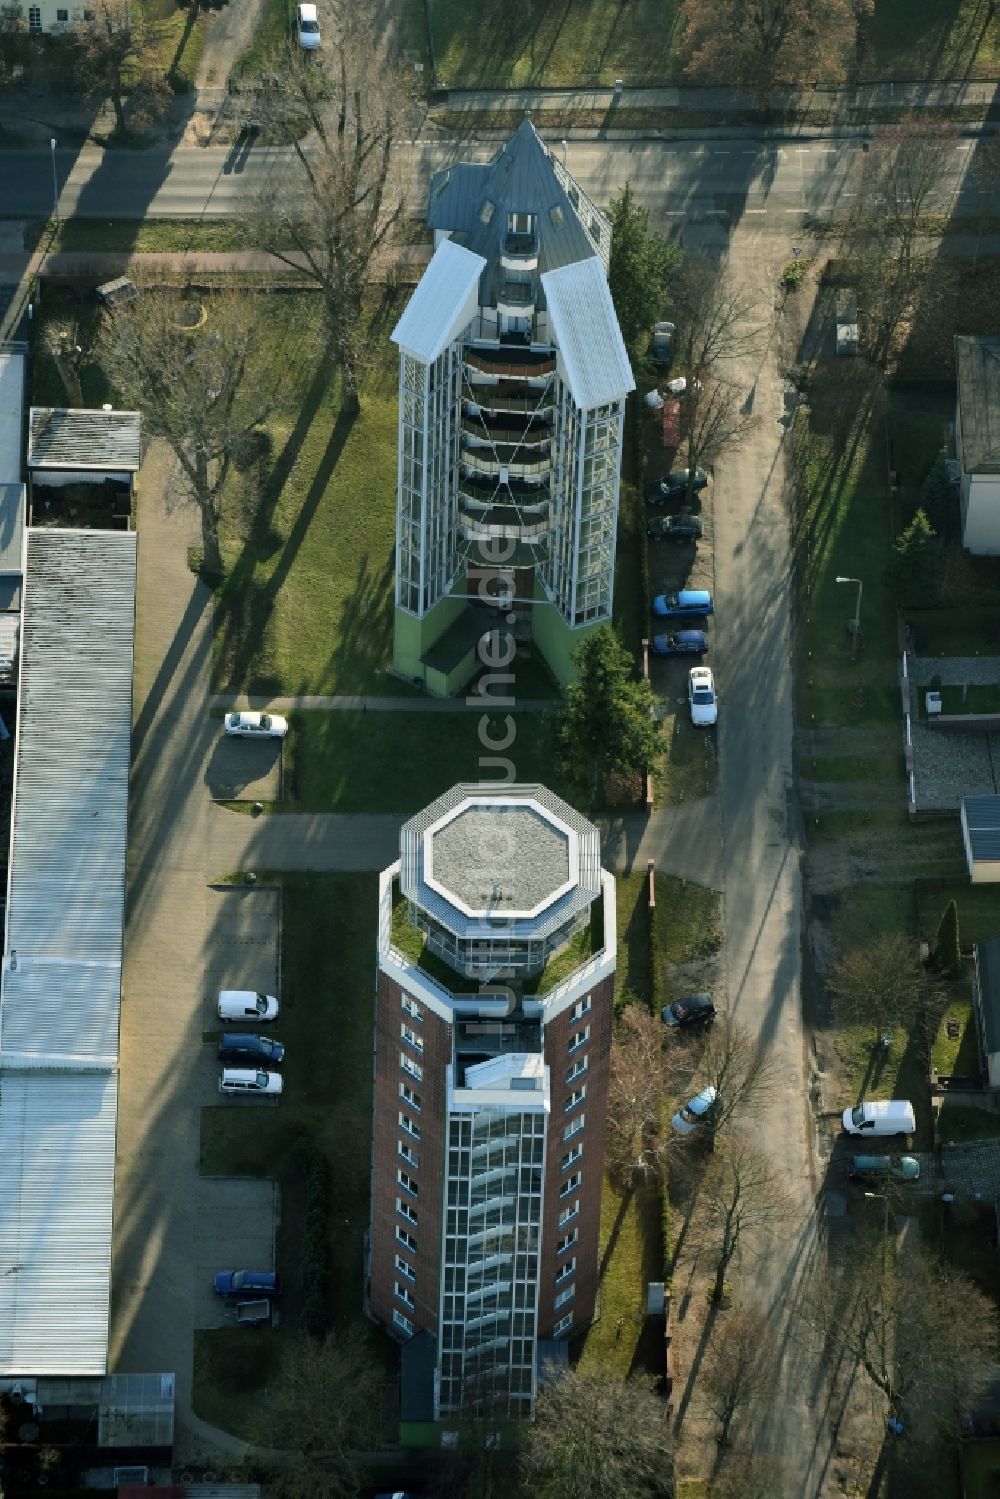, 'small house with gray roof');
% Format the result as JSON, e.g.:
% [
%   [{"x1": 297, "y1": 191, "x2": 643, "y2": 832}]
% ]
[
  {"x1": 956, "y1": 336, "x2": 1000, "y2": 554},
  {"x1": 390, "y1": 118, "x2": 634, "y2": 693}
]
